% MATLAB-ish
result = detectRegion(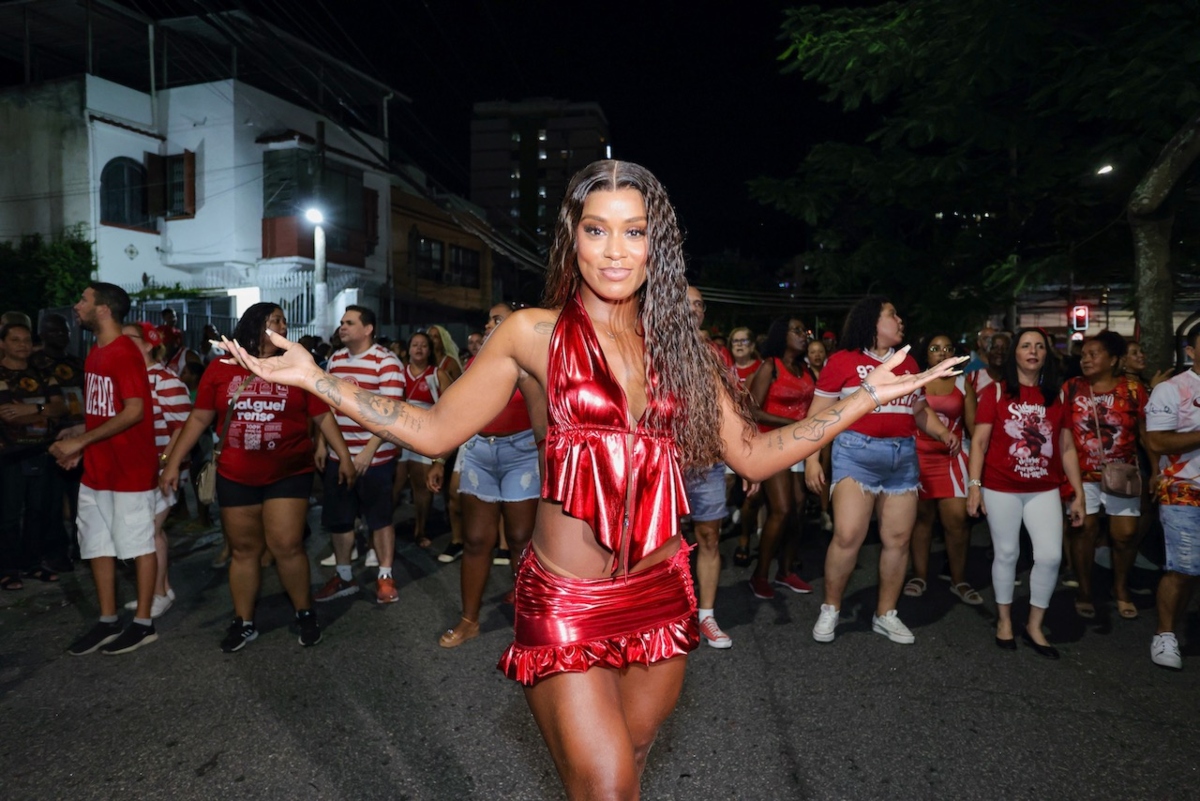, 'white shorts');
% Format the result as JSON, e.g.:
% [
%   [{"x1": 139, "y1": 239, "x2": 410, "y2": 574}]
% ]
[
  {"x1": 399, "y1": 449, "x2": 433, "y2": 466},
  {"x1": 1081, "y1": 481, "x2": 1140, "y2": 517},
  {"x1": 789, "y1": 460, "x2": 806, "y2": 474},
  {"x1": 155, "y1": 487, "x2": 178, "y2": 517},
  {"x1": 77, "y1": 486, "x2": 157, "y2": 560}
]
